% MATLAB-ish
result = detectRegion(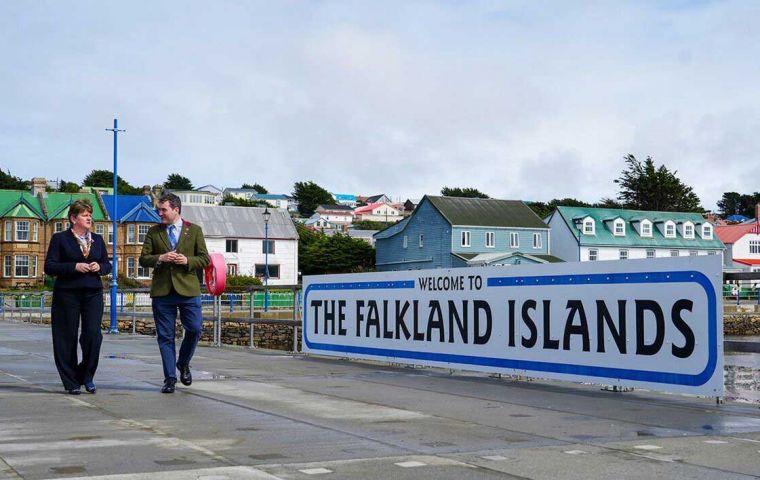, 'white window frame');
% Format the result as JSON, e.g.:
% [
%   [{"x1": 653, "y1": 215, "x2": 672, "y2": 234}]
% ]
[
  {"x1": 683, "y1": 222, "x2": 695, "y2": 239},
  {"x1": 670, "y1": 249, "x2": 679, "y2": 257},
  {"x1": 582, "y1": 218, "x2": 595, "y2": 235},
  {"x1": 664, "y1": 221, "x2": 676, "y2": 238},
  {"x1": 138, "y1": 224, "x2": 150, "y2": 243},
  {"x1": 226, "y1": 239, "x2": 238, "y2": 253},
  {"x1": 461, "y1": 231, "x2": 471, "y2": 248},
  {"x1": 14, "y1": 255, "x2": 29, "y2": 277},
  {"x1": 646, "y1": 249, "x2": 655, "y2": 259},
  {"x1": 613, "y1": 219, "x2": 625, "y2": 236},
  {"x1": 485, "y1": 231, "x2": 495, "y2": 248},
  {"x1": 127, "y1": 224, "x2": 136, "y2": 244},
  {"x1": 708, "y1": 250, "x2": 717, "y2": 255},
  {"x1": 15, "y1": 221, "x2": 30, "y2": 242},
  {"x1": 137, "y1": 263, "x2": 152, "y2": 279},
  {"x1": 95, "y1": 224, "x2": 105, "y2": 236},
  {"x1": 32, "y1": 222, "x2": 38, "y2": 242},
  {"x1": 31, "y1": 256, "x2": 37, "y2": 277},
  {"x1": 588, "y1": 249, "x2": 598, "y2": 261},
  {"x1": 4, "y1": 221, "x2": 10, "y2": 241},
  {"x1": 54, "y1": 221, "x2": 63, "y2": 233},
  {"x1": 107, "y1": 226, "x2": 113, "y2": 245},
  {"x1": 509, "y1": 232, "x2": 519, "y2": 248},
  {"x1": 619, "y1": 249, "x2": 628, "y2": 260},
  {"x1": 640, "y1": 220, "x2": 652, "y2": 238},
  {"x1": 127, "y1": 257, "x2": 136, "y2": 278},
  {"x1": 418, "y1": 234, "x2": 424, "y2": 248},
  {"x1": 403, "y1": 235, "x2": 408, "y2": 249},
  {"x1": 3, "y1": 256, "x2": 11, "y2": 277},
  {"x1": 750, "y1": 240, "x2": 760, "y2": 255},
  {"x1": 702, "y1": 224, "x2": 713, "y2": 240},
  {"x1": 533, "y1": 233, "x2": 542, "y2": 249},
  {"x1": 689, "y1": 250, "x2": 698, "y2": 256}
]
